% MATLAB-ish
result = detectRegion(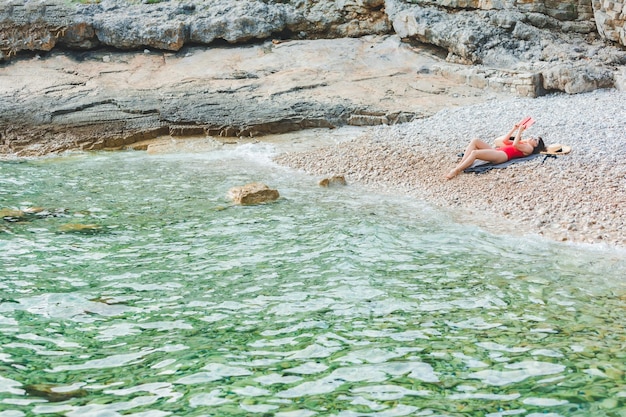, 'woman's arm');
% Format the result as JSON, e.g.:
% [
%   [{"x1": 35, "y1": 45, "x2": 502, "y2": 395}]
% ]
[
  {"x1": 512, "y1": 124, "x2": 524, "y2": 146},
  {"x1": 504, "y1": 125, "x2": 518, "y2": 141},
  {"x1": 496, "y1": 124, "x2": 519, "y2": 146},
  {"x1": 512, "y1": 125, "x2": 533, "y2": 154}
]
